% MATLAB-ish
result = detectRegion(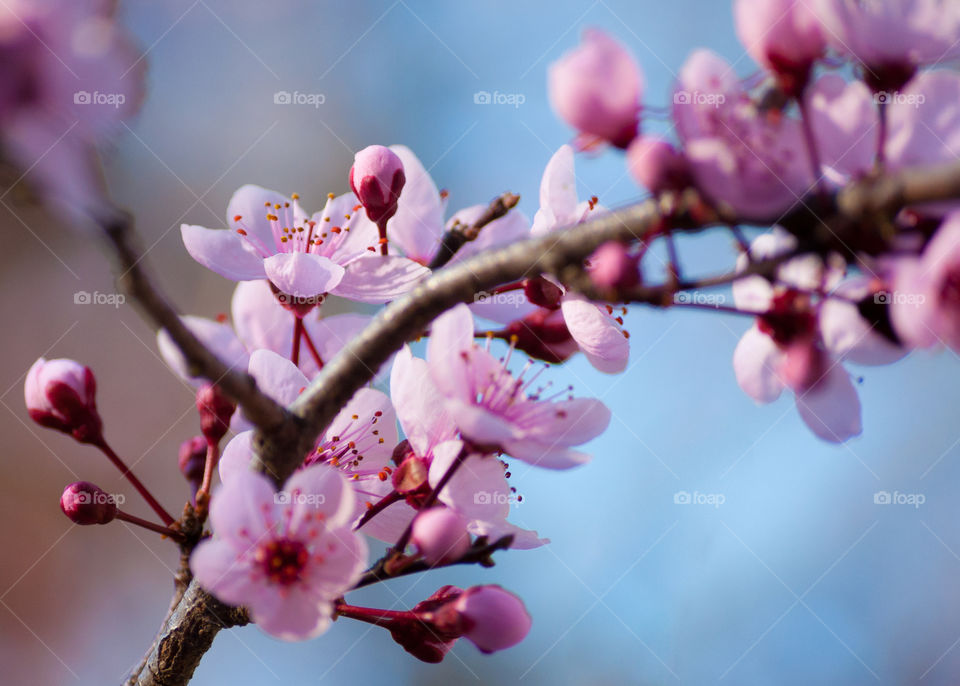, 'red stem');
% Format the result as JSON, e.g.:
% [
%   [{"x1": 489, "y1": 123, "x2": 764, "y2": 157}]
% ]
[
  {"x1": 291, "y1": 316, "x2": 304, "y2": 367},
  {"x1": 376, "y1": 218, "x2": 389, "y2": 256},
  {"x1": 115, "y1": 510, "x2": 186, "y2": 543},
  {"x1": 355, "y1": 490, "x2": 403, "y2": 531},
  {"x1": 335, "y1": 602, "x2": 416, "y2": 627},
  {"x1": 197, "y1": 440, "x2": 219, "y2": 503},
  {"x1": 300, "y1": 326, "x2": 325, "y2": 370},
  {"x1": 94, "y1": 438, "x2": 175, "y2": 526}
]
